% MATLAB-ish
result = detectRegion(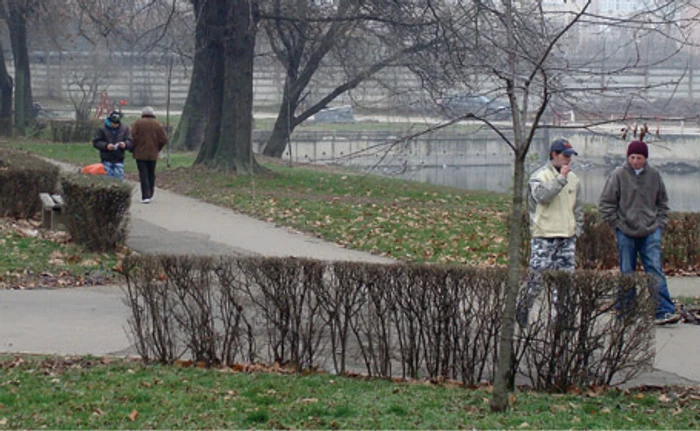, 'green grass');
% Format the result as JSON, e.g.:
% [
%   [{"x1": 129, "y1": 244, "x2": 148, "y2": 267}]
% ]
[
  {"x1": 0, "y1": 222, "x2": 121, "y2": 288},
  {"x1": 254, "y1": 117, "x2": 482, "y2": 133},
  {"x1": 5, "y1": 138, "x2": 512, "y2": 264},
  {"x1": 675, "y1": 295, "x2": 700, "y2": 308},
  {"x1": 7, "y1": 141, "x2": 194, "y2": 174},
  {"x1": 1, "y1": 356, "x2": 697, "y2": 429},
  {"x1": 0, "y1": 140, "x2": 143, "y2": 287},
  {"x1": 172, "y1": 161, "x2": 511, "y2": 263}
]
